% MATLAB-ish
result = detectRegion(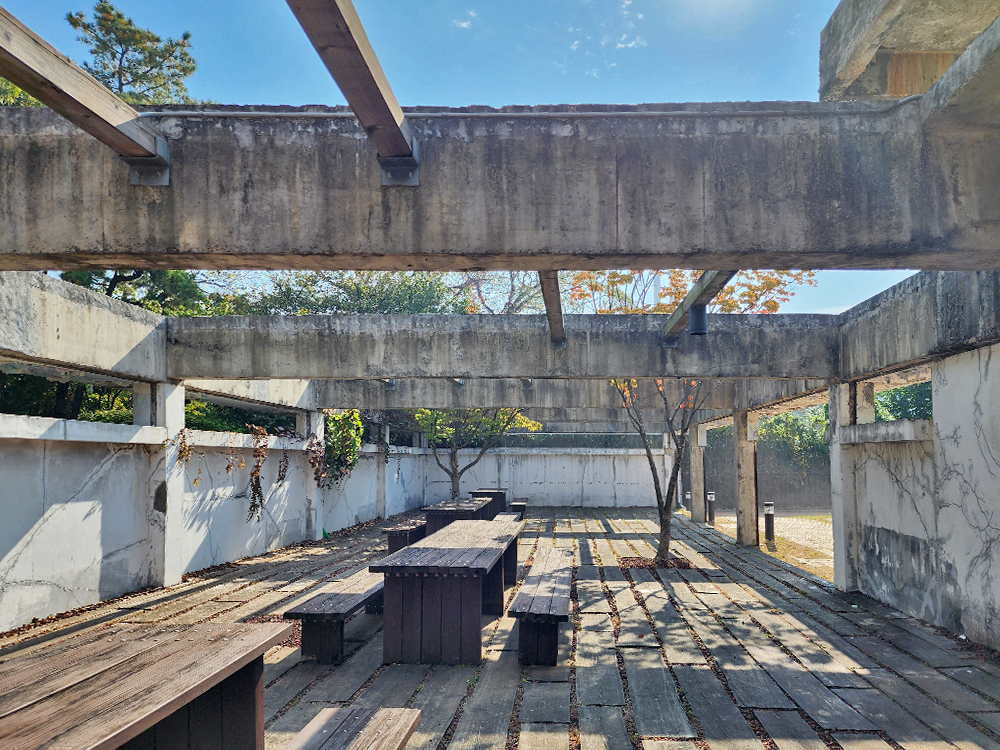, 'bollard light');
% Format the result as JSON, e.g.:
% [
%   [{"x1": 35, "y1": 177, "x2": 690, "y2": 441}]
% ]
[
  {"x1": 684, "y1": 491, "x2": 691, "y2": 510},
  {"x1": 764, "y1": 502, "x2": 775, "y2": 543},
  {"x1": 706, "y1": 491, "x2": 716, "y2": 525}
]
